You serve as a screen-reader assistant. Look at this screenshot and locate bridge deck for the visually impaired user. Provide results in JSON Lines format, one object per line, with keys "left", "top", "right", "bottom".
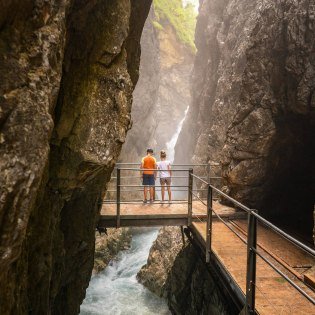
{"left": 191, "top": 221, "right": 315, "bottom": 315}
{"left": 99, "top": 200, "right": 241, "bottom": 227}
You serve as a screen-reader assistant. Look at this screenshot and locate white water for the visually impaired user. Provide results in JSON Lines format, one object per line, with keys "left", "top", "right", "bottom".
{"left": 166, "top": 106, "right": 189, "bottom": 162}
{"left": 80, "top": 228, "right": 170, "bottom": 315}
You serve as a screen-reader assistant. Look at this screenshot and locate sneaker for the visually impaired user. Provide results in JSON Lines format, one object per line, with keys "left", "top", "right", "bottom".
{"left": 149, "top": 199, "right": 154, "bottom": 204}
{"left": 143, "top": 199, "right": 147, "bottom": 204}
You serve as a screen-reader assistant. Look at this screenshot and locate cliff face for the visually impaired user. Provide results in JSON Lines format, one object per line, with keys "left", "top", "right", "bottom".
{"left": 138, "top": 227, "right": 237, "bottom": 314}
{"left": 137, "top": 227, "right": 184, "bottom": 297}
{"left": 94, "top": 229, "right": 131, "bottom": 275}
{"left": 175, "top": 0, "right": 315, "bottom": 238}
{"left": 0, "top": 1, "right": 151, "bottom": 314}
{"left": 120, "top": 4, "right": 194, "bottom": 163}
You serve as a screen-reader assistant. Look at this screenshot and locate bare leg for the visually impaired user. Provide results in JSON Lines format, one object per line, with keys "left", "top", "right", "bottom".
{"left": 143, "top": 187, "right": 148, "bottom": 201}
{"left": 167, "top": 185, "right": 172, "bottom": 201}
{"left": 149, "top": 186, "right": 154, "bottom": 200}
{"left": 161, "top": 184, "right": 165, "bottom": 201}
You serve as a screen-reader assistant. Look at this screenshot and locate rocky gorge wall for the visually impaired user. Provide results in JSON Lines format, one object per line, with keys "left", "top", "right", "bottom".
{"left": 0, "top": 1, "right": 151, "bottom": 314}
{"left": 93, "top": 229, "right": 131, "bottom": 275}
{"left": 119, "top": 2, "right": 194, "bottom": 164}
{"left": 175, "top": 0, "right": 315, "bottom": 240}
{"left": 138, "top": 227, "right": 237, "bottom": 314}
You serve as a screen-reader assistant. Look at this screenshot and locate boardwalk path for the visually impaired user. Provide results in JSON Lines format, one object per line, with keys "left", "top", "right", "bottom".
{"left": 100, "top": 200, "right": 315, "bottom": 314}
{"left": 192, "top": 220, "right": 315, "bottom": 314}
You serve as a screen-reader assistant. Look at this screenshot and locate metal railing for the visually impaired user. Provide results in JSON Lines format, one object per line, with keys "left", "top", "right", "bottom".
{"left": 103, "top": 162, "right": 220, "bottom": 203}
{"left": 112, "top": 167, "right": 196, "bottom": 228}
{"left": 104, "top": 164, "right": 315, "bottom": 313}
{"left": 191, "top": 173, "right": 315, "bottom": 314}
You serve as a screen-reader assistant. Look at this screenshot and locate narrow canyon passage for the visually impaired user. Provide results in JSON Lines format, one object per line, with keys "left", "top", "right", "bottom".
{"left": 1, "top": 0, "right": 315, "bottom": 314}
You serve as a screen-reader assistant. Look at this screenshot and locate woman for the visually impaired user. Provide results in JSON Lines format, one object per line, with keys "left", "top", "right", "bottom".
{"left": 157, "top": 150, "right": 172, "bottom": 202}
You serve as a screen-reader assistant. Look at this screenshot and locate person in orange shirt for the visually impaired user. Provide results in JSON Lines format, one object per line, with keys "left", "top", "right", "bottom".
{"left": 140, "top": 148, "right": 157, "bottom": 203}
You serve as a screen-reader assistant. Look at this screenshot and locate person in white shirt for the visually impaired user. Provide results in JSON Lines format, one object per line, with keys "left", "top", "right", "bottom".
{"left": 157, "top": 150, "right": 172, "bottom": 202}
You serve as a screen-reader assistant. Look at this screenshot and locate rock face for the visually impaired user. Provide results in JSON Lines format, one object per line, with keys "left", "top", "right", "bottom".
{"left": 138, "top": 227, "right": 236, "bottom": 314}
{"left": 137, "top": 227, "right": 184, "bottom": 296}
{"left": 120, "top": 4, "right": 194, "bottom": 164}
{"left": 0, "top": 1, "right": 151, "bottom": 314}
{"left": 94, "top": 228, "right": 131, "bottom": 275}
{"left": 175, "top": 0, "right": 315, "bottom": 239}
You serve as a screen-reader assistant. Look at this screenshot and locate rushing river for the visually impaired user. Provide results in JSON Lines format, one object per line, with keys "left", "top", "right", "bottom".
{"left": 80, "top": 228, "right": 170, "bottom": 315}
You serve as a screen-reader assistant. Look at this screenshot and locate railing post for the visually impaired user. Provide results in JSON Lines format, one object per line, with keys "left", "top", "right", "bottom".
{"left": 245, "top": 209, "right": 257, "bottom": 314}
{"left": 207, "top": 163, "right": 211, "bottom": 185}
{"left": 116, "top": 168, "right": 121, "bottom": 228}
{"left": 187, "top": 168, "right": 193, "bottom": 226}
{"left": 206, "top": 185, "right": 213, "bottom": 263}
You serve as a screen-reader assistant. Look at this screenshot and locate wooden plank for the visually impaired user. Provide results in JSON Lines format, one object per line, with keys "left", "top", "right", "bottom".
{"left": 304, "top": 272, "right": 315, "bottom": 289}
{"left": 191, "top": 221, "right": 315, "bottom": 315}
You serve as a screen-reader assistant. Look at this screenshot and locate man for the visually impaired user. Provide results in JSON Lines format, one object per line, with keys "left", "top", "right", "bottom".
{"left": 157, "top": 150, "right": 172, "bottom": 202}
{"left": 140, "top": 148, "right": 157, "bottom": 203}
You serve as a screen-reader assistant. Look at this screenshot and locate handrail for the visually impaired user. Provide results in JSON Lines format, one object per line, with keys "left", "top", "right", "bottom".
{"left": 115, "top": 162, "right": 210, "bottom": 166}
{"left": 252, "top": 247, "right": 315, "bottom": 304}
{"left": 251, "top": 211, "right": 315, "bottom": 257}
{"left": 191, "top": 173, "right": 208, "bottom": 185}
{"left": 118, "top": 184, "right": 189, "bottom": 188}
{"left": 117, "top": 167, "right": 191, "bottom": 171}
{"left": 109, "top": 164, "right": 315, "bottom": 311}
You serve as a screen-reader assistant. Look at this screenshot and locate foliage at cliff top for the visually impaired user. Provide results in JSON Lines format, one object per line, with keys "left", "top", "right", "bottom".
{"left": 153, "top": 0, "right": 197, "bottom": 53}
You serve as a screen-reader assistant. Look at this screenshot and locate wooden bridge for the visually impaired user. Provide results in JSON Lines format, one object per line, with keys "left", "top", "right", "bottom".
{"left": 99, "top": 163, "right": 315, "bottom": 314}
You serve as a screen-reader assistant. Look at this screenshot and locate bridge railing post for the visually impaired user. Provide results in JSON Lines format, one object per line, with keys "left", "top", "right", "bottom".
{"left": 206, "top": 185, "right": 213, "bottom": 263}
{"left": 116, "top": 168, "right": 121, "bottom": 228}
{"left": 188, "top": 168, "right": 193, "bottom": 226}
{"left": 207, "top": 163, "right": 211, "bottom": 185}
{"left": 245, "top": 209, "right": 257, "bottom": 314}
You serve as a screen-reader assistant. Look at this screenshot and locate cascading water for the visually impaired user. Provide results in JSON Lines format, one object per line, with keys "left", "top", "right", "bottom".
{"left": 80, "top": 228, "right": 170, "bottom": 315}
{"left": 166, "top": 106, "right": 189, "bottom": 162}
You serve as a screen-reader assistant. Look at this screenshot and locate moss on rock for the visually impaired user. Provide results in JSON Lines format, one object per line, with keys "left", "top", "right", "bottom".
{"left": 153, "top": 0, "right": 197, "bottom": 53}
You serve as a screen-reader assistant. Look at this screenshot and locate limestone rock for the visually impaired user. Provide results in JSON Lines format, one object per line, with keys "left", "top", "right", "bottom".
{"left": 94, "top": 228, "right": 131, "bottom": 274}
{"left": 120, "top": 5, "right": 194, "bottom": 165}
{"left": 0, "top": 0, "right": 151, "bottom": 314}
{"left": 137, "top": 226, "right": 184, "bottom": 297}
{"left": 175, "top": 0, "right": 315, "bottom": 238}
{"left": 138, "top": 227, "right": 236, "bottom": 314}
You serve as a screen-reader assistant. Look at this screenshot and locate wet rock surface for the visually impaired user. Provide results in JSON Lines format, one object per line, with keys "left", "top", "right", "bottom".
{"left": 0, "top": 0, "right": 151, "bottom": 314}
{"left": 93, "top": 228, "right": 132, "bottom": 275}
{"left": 137, "top": 227, "right": 184, "bottom": 297}
{"left": 138, "top": 227, "right": 236, "bottom": 314}
{"left": 120, "top": 5, "right": 194, "bottom": 164}
{"left": 175, "top": 0, "right": 315, "bottom": 239}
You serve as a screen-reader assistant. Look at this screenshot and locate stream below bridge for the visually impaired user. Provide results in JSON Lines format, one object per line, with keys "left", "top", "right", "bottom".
{"left": 80, "top": 228, "right": 170, "bottom": 315}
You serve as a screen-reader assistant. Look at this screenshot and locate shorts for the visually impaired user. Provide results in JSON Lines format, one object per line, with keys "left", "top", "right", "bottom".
{"left": 143, "top": 174, "right": 155, "bottom": 186}
{"left": 160, "top": 177, "right": 171, "bottom": 185}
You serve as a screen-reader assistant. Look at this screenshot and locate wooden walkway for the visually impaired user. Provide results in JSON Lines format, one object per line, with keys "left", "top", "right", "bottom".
{"left": 99, "top": 200, "right": 315, "bottom": 314}
{"left": 99, "top": 200, "right": 242, "bottom": 227}
{"left": 191, "top": 220, "right": 315, "bottom": 314}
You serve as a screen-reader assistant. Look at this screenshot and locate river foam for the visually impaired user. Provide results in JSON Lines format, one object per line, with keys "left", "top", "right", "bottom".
{"left": 80, "top": 228, "right": 170, "bottom": 315}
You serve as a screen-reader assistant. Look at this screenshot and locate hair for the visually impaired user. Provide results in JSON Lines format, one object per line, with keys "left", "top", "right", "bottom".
{"left": 160, "top": 150, "right": 166, "bottom": 158}
{"left": 147, "top": 148, "right": 153, "bottom": 154}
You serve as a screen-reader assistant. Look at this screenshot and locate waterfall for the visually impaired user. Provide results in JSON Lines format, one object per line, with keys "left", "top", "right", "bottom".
{"left": 166, "top": 106, "right": 189, "bottom": 162}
